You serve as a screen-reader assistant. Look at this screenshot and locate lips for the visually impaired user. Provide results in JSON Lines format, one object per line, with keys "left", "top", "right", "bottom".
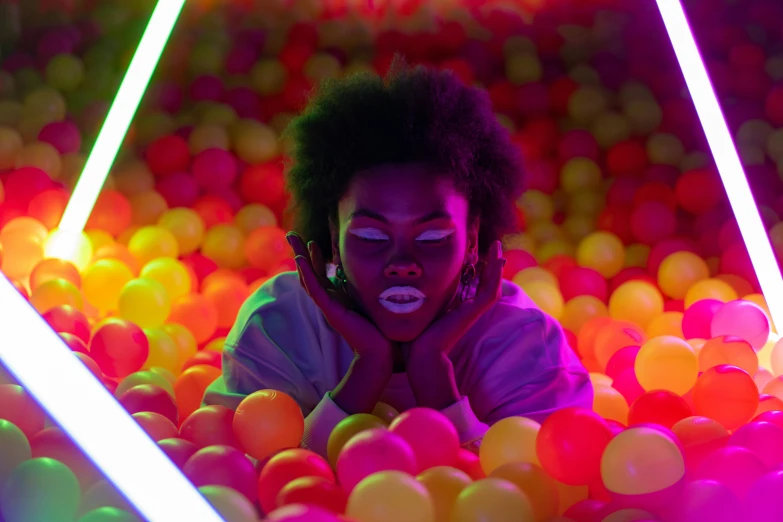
{"left": 378, "top": 286, "right": 427, "bottom": 314}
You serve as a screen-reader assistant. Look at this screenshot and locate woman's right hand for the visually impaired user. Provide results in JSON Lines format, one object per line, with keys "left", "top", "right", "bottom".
{"left": 287, "top": 232, "right": 394, "bottom": 413}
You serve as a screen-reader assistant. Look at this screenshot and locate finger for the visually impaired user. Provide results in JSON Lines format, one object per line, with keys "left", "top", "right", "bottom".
{"left": 308, "top": 241, "right": 329, "bottom": 282}
{"left": 295, "top": 255, "right": 349, "bottom": 327}
{"left": 286, "top": 232, "right": 309, "bottom": 259}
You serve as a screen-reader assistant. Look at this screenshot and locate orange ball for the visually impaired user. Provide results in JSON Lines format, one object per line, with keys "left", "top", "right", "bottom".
{"left": 576, "top": 316, "right": 613, "bottom": 361}
{"left": 174, "top": 364, "right": 222, "bottom": 422}
{"left": 698, "top": 336, "right": 758, "bottom": 376}
{"left": 245, "top": 226, "right": 290, "bottom": 272}
{"left": 692, "top": 365, "right": 759, "bottom": 430}
{"left": 593, "top": 320, "right": 646, "bottom": 371}
{"left": 29, "top": 258, "right": 81, "bottom": 291}
{"left": 28, "top": 188, "right": 69, "bottom": 229}
{"left": 168, "top": 294, "right": 219, "bottom": 344}
{"left": 233, "top": 389, "right": 305, "bottom": 461}
{"left": 86, "top": 189, "right": 133, "bottom": 236}
{"left": 30, "top": 278, "right": 83, "bottom": 314}
{"left": 93, "top": 243, "right": 140, "bottom": 275}
{"left": 203, "top": 278, "right": 250, "bottom": 329}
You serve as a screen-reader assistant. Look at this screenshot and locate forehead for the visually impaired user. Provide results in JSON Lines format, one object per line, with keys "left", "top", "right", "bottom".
{"left": 338, "top": 163, "right": 469, "bottom": 222}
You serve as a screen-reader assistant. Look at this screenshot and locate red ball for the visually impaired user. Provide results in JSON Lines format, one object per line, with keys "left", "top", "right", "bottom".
{"left": 609, "top": 267, "right": 657, "bottom": 294}
{"left": 192, "top": 148, "right": 238, "bottom": 190}
{"left": 59, "top": 332, "right": 89, "bottom": 354}
{"left": 597, "top": 207, "right": 634, "bottom": 244}
{"left": 560, "top": 266, "right": 608, "bottom": 302}
{"left": 607, "top": 140, "right": 648, "bottom": 177}
{"left": 630, "top": 201, "right": 676, "bottom": 245}
{"left": 42, "top": 305, "right": 90, "bottom": 344}
{"left": 145, "top": 135, "right": 191, "bottom": 177}
{"left": 633, "top": 182, "right": 677, "bottom": 211}
{"left": 182, "top": 350, "right": 222, "bottom": 372}
{"left": 606, "top": 178, "right": 642, "bottom": 208}
{"left": 181, "top": 253, "right": 219, "bottom": 286}
{"left": 258, "top": 448, "right": 335, "bottom": 514}
{"left": 765, "top": 86, "right": 783, "bottom": 126}
{"left": 277, "top": 476, "right": 347, "bottom": 515}
{"left": 536, "top": 407, "right": 613, "bottom": 486}
{"left": 89, "top": 318, "right": 149, "bottom": 379}
{"left": 3, "top": 167, "right": 54, "bottom": 206}
{"left": 0, "top": 384, "right": 46, "bottom": 438}
{"left": 179, "top": 405, "right": 241, "bottom": 450}
{"left": 628, "top": 390, "right": 692, "bottom": 429}
{"left": 239, "top": 163, "right": 286, "bottom": 207}
{"left": 158, "top": 437, "right": 199, "bottom": 469}
{"left": 119, "top": 384, "right": 179, "bottom": 426}
{"left": 676, "top": 169, "right": 724, "bottom": 215}
{"left": 558, "top": 130, "right": 600, "bottom": 162}
{"left": 190, "top": 75, "right": 224, "bottom": 102}
{"left": 605, "top": 345, "right": 640, "bottom": 380}
{"left": 503, "top": 249, "right": 537, "bottom": 279}
{"left": 28, "top": 188, "right": 69, "bottom": 229}
{"left": 563, "top": 499, "right": 607, "bottom": 522}
{"left": 86, "top": 189, "right": 133, "bottom": 237}
{"left": 192, "top": 195, "right": 234, "bottom": 227}
{"left": 720, "top": 242, "right": 759, "bottom": 290}
{"left": 156, "top": 172, "right": 199, "bottom": 208}
{"left": 183, "top": 445, "right": 258, "bottom": 503}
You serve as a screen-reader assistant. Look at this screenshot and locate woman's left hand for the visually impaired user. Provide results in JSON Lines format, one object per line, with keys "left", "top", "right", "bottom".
{"left": 405, "top": 240, "right": 506, "bottom": 409}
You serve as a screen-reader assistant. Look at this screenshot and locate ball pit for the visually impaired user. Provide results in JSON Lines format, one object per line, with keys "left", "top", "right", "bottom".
{"left": 2, "top": 0, "right": 783, "bottom": 520}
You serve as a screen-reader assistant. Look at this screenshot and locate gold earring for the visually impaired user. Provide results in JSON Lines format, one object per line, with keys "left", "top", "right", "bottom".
{"left": 460, "top": 263, "right": 476, "bottom": 302}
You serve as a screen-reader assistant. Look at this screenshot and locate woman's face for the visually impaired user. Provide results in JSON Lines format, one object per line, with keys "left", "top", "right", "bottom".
{"left": 331, "top": 163, "right": 478, "bottom": 343}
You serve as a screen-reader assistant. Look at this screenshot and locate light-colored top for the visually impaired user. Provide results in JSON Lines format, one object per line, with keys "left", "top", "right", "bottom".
{"left": 202, "top": 271, "right": 593, "bottom": 458}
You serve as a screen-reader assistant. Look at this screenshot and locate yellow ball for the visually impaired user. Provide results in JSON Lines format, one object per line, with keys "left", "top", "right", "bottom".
{"left": 624, "top": 98, "right": 663, "bottom": 135}
{"left": 536, "top": 240, "right": 574, "bottom": 265}
{"left": 234, "top": 204, "right": 277, "bottom": 234}
{"left": 577, "top": 232, "right": 625, "bottom": 278}
{"left": 250, "top": 59, "right": 287, "bottom": 95}
{"left": 657, "top": 251, "right": 709, "bottom": 300}
{"left": 518, "top": 281, "right": 564, "bottom": 320}
{"left": 647, "top": 133, "right": 685, "bottom": 166}
{"left": 189, "top": 123, "right": 230, "bottom": 153}
{"left": 567, "top": 191, "right": 605, "bottom": 217}
{"left": 197, "top": 102, "right": 237, "bottom": 126}
{"left": 560, "top": 295, "right": 608, "bottom": 336}
{"left": 45, "top": 54, "right": 85, "bottom": 91}
{"left": 568, "top": 86, "right": 608, "bottom": 123}
{"left": 480, "top": 417, "right": 540, "bottom": 475}
{"left": 140, "top": 258, "right": 192, "bottom": 302}
{"left": 157, "top": 208, "right": 205, "bottom": 256}
{"left": 506, "top": 52, "right": 542, "bottom": 85}
{"left": 304, "top": 53, "right": 342, "bottom": 83}
{"left": 118, "top": 278, "right": 171, "bottom": 328}
{"left": 417, "top": 467, "right": 472, "bottom": 522}
{"left": 634, "top": 336, "right": 698, "bottom": 395}
{"left": 560, "top": 158, "right": 602, "bottom": 194}
{"left": 23, "top": 86, "right": 66, "bottom": 123}
{"left": 517, "top": 190, "right": 554, "bottom": 223}
{"left": 562, "top": 214, "right": 595, "bottom": 242}
{"left": 82, "top": 259, "right": 134, "bottom": 313}
{"left": 204, "top": 337, "right": 225, "bottom": 353}
{"left": 231, "top": 120, "right": 279, "bottom": 164}
{"left": 162, "top": 323, "right": 198, "bottom": 368}
{"left": 0, "top": 100, "right": 23, "bottom": 126}
{"left": 86, "top": 229, "right": 114, "bottom": 252}
{"left": 592, "top": 385, "right": 629, "bottom": 425}
{"left": 489, "top": 462, "right": 559, "bottom": 521}
{"left": 127, "top": 226, "right": 179, "bottom": 266}
{"left": 143, "top": 328, "right": 181, "bottom": 376}
{"left": 646, "top": 311, "right": 684, "bottom": 338}
{"left": 130, "top": 191, "right": 169, "bottom": 226}
{"left": 528, "top": 222, "right": 562, "bottom": 243}
{"left": 134, "top": 111, "right": 176, "bottom": 145}
{"left": 0, "top": 126, "right": 23, "bottom": 170}
{"left": 201, "top": 224, "right": 246, "bottom": 269}
{"left": 43, "top": 229, "right": 93, "bottom": 272}
{"left": 512, "top": 267, "right": 558, "bottom": 288}
{"left": 347, "top": 470, "right": 435, "bottom": 522}
{"left": 625, "top": 244, "right": 650, "bottom": 268}
{"left": 15, "top": 141, "right": 61, "bottom": 178}
{"left": 609, "top": 281, "right": 664, "bottom": 329}
{"left": 684, "top": 278, "right": 738, "bottom": 308}
{"left": 768, "top": 128, "right": 783, "bottom": 163}
{"left": 451, "top": 478, "right": 535, "bottom": 522}
{"left": 112, "top": 160, "right": 155, "bottom": 197}
{"left": 30, "top": 278, "right": 83, "bottom": 314}
{"left": 591, "top": 111, "right": 631, "bottom": 148}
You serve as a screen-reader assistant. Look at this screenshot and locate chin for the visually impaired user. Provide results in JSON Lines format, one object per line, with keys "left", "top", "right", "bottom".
{"left": 372, "top": 313, "right": 429, "bottom": 343}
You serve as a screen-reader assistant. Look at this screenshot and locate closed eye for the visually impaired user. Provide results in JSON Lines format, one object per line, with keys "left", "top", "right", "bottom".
{"left": 349, "top": 228, "right": 389, "bottom": 243}
{"left": 416, "top": 229, "right": 455, "bottom": 244}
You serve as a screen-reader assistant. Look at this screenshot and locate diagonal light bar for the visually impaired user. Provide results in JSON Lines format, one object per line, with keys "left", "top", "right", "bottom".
{"left": 656, "top": 0, "right": 783, "bottom": 332}
{"left": 48, "top": 0, "right": 187, "bottom": 261}
{"left": 0, "top": 275, "right": 223, "bottom": 521}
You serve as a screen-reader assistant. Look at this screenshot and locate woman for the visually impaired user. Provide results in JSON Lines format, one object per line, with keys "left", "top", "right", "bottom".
{"left": 203, "top": 57, "right": 592, "bottom": 458}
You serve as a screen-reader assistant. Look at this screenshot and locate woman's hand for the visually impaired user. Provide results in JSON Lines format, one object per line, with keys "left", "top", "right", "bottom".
{"left": 287, "top": 232, "right": 394, "bottom": 414}
{"left": 405, "top": 240, "right": 506, "bottom": 410}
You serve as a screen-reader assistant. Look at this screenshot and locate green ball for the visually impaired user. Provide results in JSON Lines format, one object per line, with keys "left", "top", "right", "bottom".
{"left": 77, "top": 507, "right": 142, "bottom": 522}
{"left": 14, "top": 68, "right": 44, "bottom": 97}
{"left": 46, "top": 54, "right": 86, "bottom": 92}
{"left": 79, "top": 480, "right": 136, "bottom": 516}
{"left": 1, "top": 457, "right": 81, "bottom": 522}
{"left": 0, "top": 419, "right": 30, "bottom": 486}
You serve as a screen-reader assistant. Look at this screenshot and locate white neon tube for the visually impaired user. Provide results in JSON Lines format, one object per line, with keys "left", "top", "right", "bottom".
{"left": 656, "top": 0, "right": 783, "bottom": 332}
{"left": 0, "top": 275, "right": 224, "bottom": 521}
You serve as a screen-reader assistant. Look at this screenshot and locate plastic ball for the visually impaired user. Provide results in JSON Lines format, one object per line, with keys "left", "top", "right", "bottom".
{"left": 145, "top": 135, "right": 190, "bottom": 177}
{"left": 114, "top": 370, "right": 174, "bottom": 400}
{"left": 657, "top": 252, "right": 709, "bottom": 300}
{"left": 119, "top": 384, "right": 178, "bottom": 425}
{"left": 169, "top": 294, "right": 219, "bottom": 344}
{"left": 127, "top": 226, "right": 179, "bottom": 266}
{"left": 628, "top": 390, "right": 692, "bottom": 429}
{"left": 416, "top": 466, "right": 472, "bottom": 522}
{"left": 684, "top": 279, "right": 738, "bottom": 308}
{"left": 258, "top": 448, "right": 335, "bottom": 514}
{"left": 593, "top": 320, "right": 646, "bottom": 371}
{"left": 173, "top": 364, "right": 222, "bottom": 422}
{"left": 451, "top": 477, "right": 534, "bottom": 522}
{"left": 728, "top": 421, "right": 783, "bottom": 469}
{"left": 201, "top": 224, "right": 246, "bottom": 269}
{"left": 117, "top": 278, "right": 170, "bottom": 328}
{"left": 634, "top": 336, "right": 698, "bottom": 395}
{"left": 682, "top": 299, "right": 723, "bottom": 339}
{"left": 347, "top": 470, "right": 435, "bottom": 522}
{"left": 0, "top": 385, "right": 45, "bottom": 439}
{"left": 698, "top": 336, "right": 758, "bottom": 376}
{"left": 129, "top": 191, "right": 169, "bottom": 226}
{"left": 183, "top": 445, "right": 257, "bottom": 503}
{"left": 336, "top": 428, "right": 417, "bottom": 493}
{"left": 30, "top": 277, "right": 83, "bottom": 314}
{"left": 39, "top": 120, "right": 81, "bottom": 155}
{"left": 158, "top": 438, "right": 199, "bottom": 470}
{"left": 560, "top": 295, "right": 608, "bottom": 335}
{"left": 234, "top": 204, "right": 277, "bottom": 234}
{"left": 89, "top": 319, "right": 149, "bottom": 379}
{"left": 79, "top": 480, "right": 137, "bottom": 516}
{"left": 180, "top": 405, "right": 241, "bottom": 450}
{"left": 27, "top": 188, "right": 69, "bottom": 229}
{"left": 609, "top": 281, "right": 664, "bottom": 329}
{"left": 132, "top": 412, "right": 179, "bottom": 442}
{"left": 198, "top": 485, "right": 259, "bottom": 522}
{"left": 577, "top": 232, "right": 625, "bottom": 279}
{"left": 692, "top": 365, "right": 759, "bottom": 430}
{"left": 694, "top": 446, "right": 767, "bottom": 498}
{"left": 326, "top": 414, "right": 388, "bottom": 468}
{"left": 389, "top": 408, "right": 460, "bottom": 473}
{"left": 232, "top": 120, "right": 279, "bottom": 164}
{"left": 0, "top": 126, "right": 23, "bottom": 169}
{"left": 244, "top": 226, "right": 289, "bottom": 271}
{"left": 489, "top": 462, "right": 559, "bottom": 521}
{"left": 157, "top": 207, "right": 205, "bottom": 256}
{"left": 277, "top": 476, "right": 348, "bottom": 515}
{"left": 1, "top": 457, "right": 81, "bottom": 522}
{"left": 140, "top": 258, "right": 191, "bottom": 302}
{"left": 82, "top": 259, "right": 134, "bottom": 313}
{"left": 23, "top": 86, "right": 66, "bottom": 124}
{"left": 232, "top": 389, "right": 304, "bottom": 462}
{"left": 536, "top": 408, "right": 613, "bottom": 486}
{"left": 265, "top": 503, "right": 341, "bottom": 521}
{"left": 0, "top": 419, "right": 31, "bottom": 487}
{"left": 76, "top": 507, "right": 141, "bottom": 522}
{"left": 518, "top": 280, "right": 564, "bottom": 319}
{"left": 41, "top": 304, "right": 90, "bottom": 343}
{"left": 30, "top": 426, "right": 102, "bottom": 490}
{"left": 745, "top": 470, "right": 783, "bottom": 522}
{"left": 710, "top": 300, "right": 770, "bottom": 351}
{"left": 480, "top": 416, "right": 540, "bottom": 475}
{"left": 202, "top": 277, "right": 250, "bottom": 329}
{"left": 192, "top": 148, "right": 238, "bottom": 190}
{"left": 15, "top": 141, "right": 61, "bottom": 178}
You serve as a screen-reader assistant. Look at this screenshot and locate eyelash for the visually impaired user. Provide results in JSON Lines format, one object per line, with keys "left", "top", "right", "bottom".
{"left": 353, "top": 235, "right": 451, "bottom": 244}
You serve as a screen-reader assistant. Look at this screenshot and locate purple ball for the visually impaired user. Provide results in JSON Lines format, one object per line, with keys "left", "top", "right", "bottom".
{"left": 223, "top": 87, "right": 260, "bottom": 119}
{"left": 156, "top": 172, "right": 200, "bottom": 208}
{"left": 36, "top": 29, "right": 76, "bottom": 61}
{"left": 39, "top": 121, "right": 82, "bottom": 154}
{"left": 225, "top": 43, "right": 258, "bottom": 75}
{"left": 190, "top": 75, "right": 224, "bottom": 102}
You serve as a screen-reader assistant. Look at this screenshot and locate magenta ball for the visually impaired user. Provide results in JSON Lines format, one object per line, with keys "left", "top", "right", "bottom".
{"left": 673, "top": 479, "right": 741, "bottom": 522}
{"left": 612, "top": 368, "right": 645, "bottom": 405}
{"left": 746, "top": 470, "right": 783, "bottom": 522}
{"left": 38, "top": 121, "right": 82, "bottom": 155}
{"left": 605, "top": 345, "right": 641, "bottom": 380}
{"left": 158, "top": 438, "right": 199, "bottom": 470}
{"left": 155, "top": 172, "right": 199, "bottom": 207}
{"left": 682, "top": 299, "right": 723, "bottom": 339}
{"left": 225, "top": 43, "right": 258, "bottom": 75}
{"left": 119, "top": 384, "right": 179, "bottom": 426}
{"left": 694, "top": 446, "right": 768, "bottom": 498}
{"left": 728, "top": 421, "right": 783, "bottom": 469}
{"left": 710, "top": 300, "right": 770, "bottom": 351}
{"left": 631, "top": 201, "right": 677, "bottom": 245}
{"left": 336, "top": 428, "right": 417, "bottom": 493}
{"left": 388, "top": 408, "right": 460, "bottom": 472}
{"left": 558, "top": 130, "right": 600, "bottom": 161}
{"left": 190, "top": 75, "right": 225, "bottom": 102}
{"left": 224, "top": 87, "right": 261, "bottom": 119}
{"left": 183, "top": 445, "right": 258, "bottom": 503}
{"left": 37, "top": 29, "right": 75, "bottom": 61}
{"left": 192, "top": 148, "right": 238, "bottom": 190}
{"left": 266, "top": 504, "right": 341, "bottom": 522}
{"left": 560, "top": 266, "right": 608, "bottom": 301}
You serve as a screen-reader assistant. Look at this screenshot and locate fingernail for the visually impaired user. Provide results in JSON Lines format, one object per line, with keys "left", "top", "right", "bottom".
{"left": 286, "top": 233, "right": 293, "bottom": 246}
{"left": 502, "top": 258, "right": 507, "bottom": 267}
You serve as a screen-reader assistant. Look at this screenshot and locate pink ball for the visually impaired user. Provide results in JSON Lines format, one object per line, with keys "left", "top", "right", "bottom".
{"left": 179, "top": 405, "right": 242, "bottom": 450}
{"left": 39, "top": 121, "right": 82, "bottom": 155}
{"left": 728, "top": 421, "right": 783, "bottom": 469}
{"left": 155, "top": 172, "right": 200, "bottom": 207}
{"left": 4, "top": 167, "right": 54, "bottom": 206}
{"left": 42, "top": 305, "right": 90, "bottom": 344}
{"left": 560, "top": 266, "right": 608, "bottom": 302}
{"left": 766, "top": 86, "right": 783, "bottom": 126}
{"left": 37, "top": 29, "right": 75, "bottom": 61}
{"left": 388, "top": 408, "right": 459, "bottom": 472}
{"left": 226, "top": 43, "right": 259, "bottom": 75}
{"left": 192, "top": 148, "right": 238, "bottom": 190}
{"left": 612, "top": 368, "right": 645, "bottom": 405}
{"left": 631, "top": 201, "right": 677, "bottom": 245}
{"left": 336, "top": 428, "right": 416, "bottom": 492}
{"left": 710, "top": 300, "right": 770, "bottom": 351}
{"left": 606, "top": 178, "right": 642, "bottom": 208}
{"left": 158, "top": 437, "right": 199, "bottom": 469}
{"left": 558, "top": 130, "right": 600, "bottom": 161}
{"left": 605, "top": 345, "right": 641, "bottom": 381}
{"left": 119, "top": 384, "right": 179, "bottom": 426}
{"left": 266, "top": 504, "right": 341, "bottom": 522}
{"left": 694, "top": 446, "right": 768, "bottom": 498}
{"left": 183, "top": 445, "right": 258, "bottom": 503}
{"left": 746, "top": 470, "right": 783, "bottom": 522}
{"left": 720, "top": 242, "right": 759, "bottom": 290}
{"left": 682, "top": 299, "right": 723, "bottom": 339}
{"left": 190, "top": 75, "right": 225, "bottom": 102}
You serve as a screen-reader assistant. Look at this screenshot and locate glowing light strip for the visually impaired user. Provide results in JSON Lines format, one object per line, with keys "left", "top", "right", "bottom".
{"left": 0, "top": 276, "right": 223, "bottom": 521}
{"left": 656, "top": 0, "right": 783, "bottom": 331}
{"left": 49, "top": 0, "right": 187, "bottom": 259}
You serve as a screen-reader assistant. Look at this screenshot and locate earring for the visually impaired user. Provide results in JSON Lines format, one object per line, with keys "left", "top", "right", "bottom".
{"left": 460, "top": 263, "right": 477, "bottom": 302}
{"left": 335, "top": 264, "right": 349, "bottom": 293}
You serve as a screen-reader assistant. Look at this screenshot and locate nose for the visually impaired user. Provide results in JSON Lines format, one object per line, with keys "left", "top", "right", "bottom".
{"left": 384, "top": 259, "right": 422, "bottom": 279}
